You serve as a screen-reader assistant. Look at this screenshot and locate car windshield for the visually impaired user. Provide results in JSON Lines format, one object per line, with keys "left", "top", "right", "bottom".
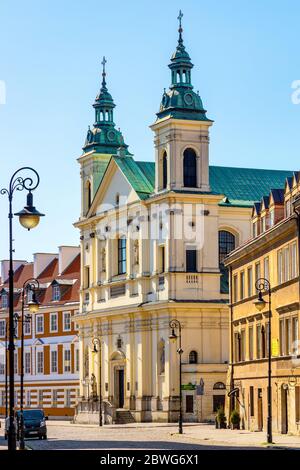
{"left": 18, "top": 410, "right": 44, "bottom": 420}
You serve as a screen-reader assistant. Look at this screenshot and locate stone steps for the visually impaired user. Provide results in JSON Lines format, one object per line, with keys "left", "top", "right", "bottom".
{"left": 115, "top": 410, "right": 136, "bottom": 424}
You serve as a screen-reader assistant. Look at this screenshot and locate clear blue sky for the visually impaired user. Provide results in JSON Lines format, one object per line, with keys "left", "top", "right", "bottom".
{"left": 0, "top": 0, "right": 299, "bottom": 261}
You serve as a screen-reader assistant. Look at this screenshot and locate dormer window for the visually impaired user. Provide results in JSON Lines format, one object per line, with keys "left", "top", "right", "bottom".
{"left": 1, "top": 293, "right": 8, "bottom": 309}
{"left": 52, "top": 285, "right": 60, "bottom": 301}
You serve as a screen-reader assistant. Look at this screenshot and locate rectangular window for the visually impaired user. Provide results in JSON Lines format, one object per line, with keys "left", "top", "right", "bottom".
{"left": 256, "top": 325, "right": 261, "bottom": 359}
{"left": 264, "top": 257, "right": 269, "bottom": 281}
{"left": 1, "top": 294, "right": 8, "bottom": 309}
{"left": 38, "top": 390, "right": 43, "bottom": 407}
{"left": 240, "top": 271, "right": 245, "bottom": 300}
{"left": 250, "top": 386, "right": 254, "bottom": 416}
{"left": 247, "top": 267, "right": 253, "bottom": 298}
{"left": 291, "top": 242, "right": 297, "bottom": 279}
{"left": 234, "top": 332, "right": 240, "bottom": 362}
{"left": 286, "top": 318, "right": 292, "bottom": 355}
{"left": 241, "top": 330, "right": 246, "bottom": 361}
{"left": 255, "top": 262, "right": 261, "bottom": 283}
{"left": 249, "top": 327, "right": 254, "bottom": 360}
{"left": 265, "top": 322, "right": 270, "bottom": 358}
{"left": 25, "top": 352, "right": 31, "bottom": 374}
{"left": 50, "top": 313, "right": 58, "bottom": 332}
{"left": 283, "top": 246, "right": 290, "bottom": 282}
{"left": 51, "top": 350, "right": 58, "bottom": 373}
{"left": 37, "top": 351, "right": 44, "bottom": 374}
{"left": 53, "top": 390, "right": 58, "bottom": 408}
{"left": 36, "top": 315, "right": 44, "bottom": 334}
{"left": 64, "top": 349, "right": 71, "bottom": 373}
{"left": 186, "top": 395, "right": 194, "bottom": 413}
{"left": 186, "top": 249, "right": 197, "bottom": 273}
{"left": 75, "top": 349, "right": 80, "bottom": 373}
{"left": 26, "top": 390, "right": 31, "bottom": 407}
{"left": 65, "top": 389, "right": 71, "bottom": 407}
{"left": 0, "top": 354, "right": 5, "bottom": 375}
{"left": 0, "top": 320, "right": 5, "bottom": 337}
{"left": 233, "top": 275, "right": 238, "bottom": 303}
{"left": 52, "top": 284, "right": 61, "bottom": 301}
{"left": 269, "top": 210, "right": 275, "bottom": 227}
{"left": 280, "top": 319, "right": 285, "bottom": 355}
{"left": 292, "top": 317, "right": 299, "bottom": 355}
{"left": 278, "top": 249, "right": 283, "bottom": 285}
{"left": 24, "top": 318, "right": 31, "bottom": 335}
{"left": 63, "top": 312, "right": 71, "bottom": 331}
{"left": 160, "top": 246, "right": 165, "bottom": 273}
{"left": 118, "top": 238, "right": 127, "bottom": 275}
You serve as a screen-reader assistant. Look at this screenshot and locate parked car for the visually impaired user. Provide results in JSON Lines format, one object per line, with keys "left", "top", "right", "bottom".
{"left": 16, "top": 409, "right": 48, "bottom": 440}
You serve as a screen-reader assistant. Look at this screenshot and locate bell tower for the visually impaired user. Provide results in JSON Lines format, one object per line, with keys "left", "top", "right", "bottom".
{"left": 79, "top": 58, "right": 131, "bottom": 217}
{"left": 150, "top": 11, "right": 213, "bottom": 193}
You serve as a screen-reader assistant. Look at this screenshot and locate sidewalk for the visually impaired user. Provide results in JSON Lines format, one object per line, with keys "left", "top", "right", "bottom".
{"left": 177, "top": 424, "right": 300, "bottom": 449}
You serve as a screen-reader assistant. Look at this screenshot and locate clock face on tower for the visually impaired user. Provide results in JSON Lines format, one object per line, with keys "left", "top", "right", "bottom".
{"left": 184, "top": 93, "right": 194, "bottom": 106}
{"left": 107, "top": 130, "right": 116, "bottom": 142}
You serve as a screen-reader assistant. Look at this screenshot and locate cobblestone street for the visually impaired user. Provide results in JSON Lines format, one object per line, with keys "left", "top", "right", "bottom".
{"left": 1, "top": 421, "right": 300, "bottom": 450}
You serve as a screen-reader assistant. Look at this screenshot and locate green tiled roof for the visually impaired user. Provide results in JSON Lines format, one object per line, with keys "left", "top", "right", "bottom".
{"left": 91, "top": 154, "right": 112, "bottom": 197}
{"left": 209, "top": 166, "right": 293, "bottom": 204}
{"left": 93, "top": 157, "right": 293, "bottom": 205}
{"left": 113, "top": 157, "right": 154, "bottom": 199}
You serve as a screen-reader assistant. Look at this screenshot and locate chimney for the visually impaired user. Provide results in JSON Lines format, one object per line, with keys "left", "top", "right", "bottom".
{"left": 1, "top": 260, "right": 27, "bottom": 284}
{"left": 58, "top": 246, "right": 80, "bottom": 275}
{"left": 33, "top": 253, "right": 58, "bottom": 279}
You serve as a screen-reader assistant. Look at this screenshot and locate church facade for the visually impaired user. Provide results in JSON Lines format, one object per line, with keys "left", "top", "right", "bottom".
{"left": 74, "top": 15, "right": 291, "bottom": 423}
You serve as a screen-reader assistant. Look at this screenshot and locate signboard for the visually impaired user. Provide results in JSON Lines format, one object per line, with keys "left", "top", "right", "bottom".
{"left": 181, "top": 383, "right": 196, "bottom": 391}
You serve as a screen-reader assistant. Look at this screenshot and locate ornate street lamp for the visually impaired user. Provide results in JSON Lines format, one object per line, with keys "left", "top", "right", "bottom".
{"left": 1, "top": 167, "right": 44, "bottom": 451}
{"left": 92, "top": 337, "right": 103, "bottom": 427}
{"left": 169, "top": 319, "right": 183, "bottom": 434}
{"left": 18, "top": 279, "right": 39, "bottom": 450}
{"left": 253, "top": 277, "right": 272, "bottom": 444}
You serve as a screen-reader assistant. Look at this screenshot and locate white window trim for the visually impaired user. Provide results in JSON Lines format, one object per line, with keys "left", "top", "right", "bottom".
{"left": 63, "top": 311, "right": 71, "bottom": 332}
{"left": 64, "top": 347, "right": 71, "bottom": 373}
{"left": 50, "top": 312, "right": 58, "bottom": 333}
{"left": 36, "top": 315, "right": 44, "bottom": 334}
{"left": 50, "top": 348, "right": 58, "bottom": 373}
{"left": 36, "top": 349, "right": 44, "bottom": 375}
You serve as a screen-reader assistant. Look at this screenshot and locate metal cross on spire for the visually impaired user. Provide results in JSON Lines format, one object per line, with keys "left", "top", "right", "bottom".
{"left": 177, "top": 10, "right": 183, "bottom": 43}
{"left": 101, "top": 56, "right": 107, "bottom": 87}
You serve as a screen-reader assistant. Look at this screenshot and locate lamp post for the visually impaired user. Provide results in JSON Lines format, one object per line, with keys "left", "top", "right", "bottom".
{"left": 169, "top": 319, "right": 183, "bottom": 434}
{"left": 17, "top": 279, "right": 39, "bottom": 450}
{"left": 1, "top": 167, "right": 44, "bottom": 451}
{"left": 253, "top": 277, "right": 272, "bottom": 444}
{"left": 5, "top": 322, "right": 8, "bottom": 420}
{"left": 92, "top": 337, "right": 103, "bottom": 426}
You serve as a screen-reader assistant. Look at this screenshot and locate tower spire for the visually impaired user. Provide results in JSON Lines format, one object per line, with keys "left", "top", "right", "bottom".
{"left": 82, "top": 57, "right": 131, "bottom": 155}
{"left": 101, "top": 56, "right": 107, "bottom": 89}
{"left": 177, "top": 9, "right": 183, "bottom": 45}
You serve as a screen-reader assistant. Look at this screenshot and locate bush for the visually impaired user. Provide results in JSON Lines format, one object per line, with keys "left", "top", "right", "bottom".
{"left": 230, "top": 409, "right": 240, "bottom": 427}
{"left": 216, "top": 407, "right": 226, "bottom": 424}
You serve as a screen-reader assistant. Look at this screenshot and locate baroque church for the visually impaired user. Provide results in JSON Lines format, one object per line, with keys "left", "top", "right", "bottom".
{"left": 74, "top": 14, "right": 291, "bottom": 423}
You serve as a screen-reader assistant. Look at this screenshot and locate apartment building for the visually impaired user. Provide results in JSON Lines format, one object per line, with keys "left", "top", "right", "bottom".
{"left": 225, "top": 172, "right": 300, "bottom": 435}
{"left": 0, "top": 246, "right": 80, "bottom": 418}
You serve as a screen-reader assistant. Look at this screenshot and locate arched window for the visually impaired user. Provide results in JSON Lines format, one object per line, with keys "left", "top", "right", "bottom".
{"left": 213, "top": 382, "right": 226, "bottom": 390}
{"left": 218, "top": 230, "right": 235, "bottom": 264}
{"left": 177, "top": 70, "right": 181, "bottom": 83}
{"left": 183, "top": 148, "right": 197, "bottom": 187}
{"left": 162, "top": 152, "right": 167, "bottom": 189}
{"left": 189, "top": 350, "right": 198, "bottom": 364}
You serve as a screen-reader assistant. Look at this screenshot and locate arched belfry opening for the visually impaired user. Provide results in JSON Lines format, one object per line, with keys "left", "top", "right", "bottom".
{"left": 183, "top": 148, "right": 197, "bottom": 188}
{"left": 162, "top": 151, "right": 168, "bottom": 189}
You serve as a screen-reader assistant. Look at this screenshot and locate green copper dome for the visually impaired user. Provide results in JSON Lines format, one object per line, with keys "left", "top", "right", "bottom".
{"left": 83, "top": 57, "right": 131, "bottom": 155}
{"left": 157, "top": 11, "right": 211, "bottom": 122}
